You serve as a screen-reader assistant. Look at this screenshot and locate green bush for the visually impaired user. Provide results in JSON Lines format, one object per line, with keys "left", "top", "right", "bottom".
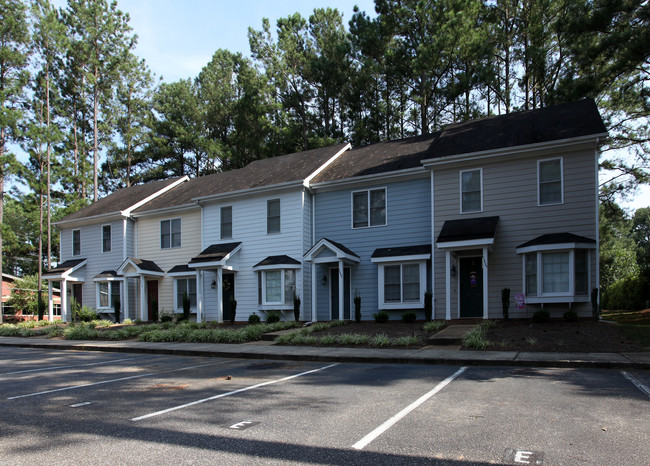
{"left": 266, "top": 311, "right": 281, "bottom": 323}
{"left": 151, "top": 299, "right": 159, "bottom": 322}
{"left": 373, "top": 310, "right": 389, "bottom": 323}
{"left": 159, "top": 311, "right": 173, "bottom": 323}
{"left": 64, "top": 325, "right": 99, "bottom": 340}
{"left": 73, "top": 304, "right": 99, "bottom": 322}
{"left": 293, "top": 292, "right": 301, "bottom": 322}
{"left": 423, "top": 321, "right": 446, "bottom": 332}
{"left": 563, "top": 308, "right": 578, "bottom": 322}
{"left": 424, "top": 291, "right": 433, "bottom": 322}
{"left": 354, "top": 292, "right": 362, "bottom": 323}
{"left": 401, "top": 311, "right": 417, "bottom": 323}
{"left": 230, "top": 298, "right": 237, "bottom": 325}
{"left": 113, "top": 298, "right": 121, "bottom": 323}
{"left": 248, "top": 313, "right": 261, "bottom": 324}
{"left": 602, "top": 274, "right": 650, "bottom": 311}
{"left": 181, "top": 292, "right": 191, "bottom": 321}
{"left": 532, "top": 309, "right": 550, "bottom": 323}
{"left": 462, "top": 323, "right": 492, "bottom": 350}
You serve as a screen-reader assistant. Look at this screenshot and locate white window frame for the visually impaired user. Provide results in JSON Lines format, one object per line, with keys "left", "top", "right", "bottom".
{"left": 95, "top": 280, "right": 122, "bottom": 310}
{"left": 538, "top": 157, "right": 564, "bottom": 206}
{"left": 72, "top": 229, "right": 81, "bottom": 256}
{"left": 102, "top": 224, "right": 112, "bottom": 253}
{"left": 520, "top": 248, "right": 590, "bottom": 303}
{"left": 351, "top": 187, "right": 387, "bottom": 229}
{"left": 267, "top": 199, "right": 281, "bottom": 234}
{"left": 221, "top": 206, "right": 233, "bottom": 240}
{"left": 376, "top": 261, "right": 427, "bottom": 310}
{"left": 161, "top": 218, "right": 182, "bottom": 249}
{"left": 173, "top": 276, "right": 197, "bottom": 312}
{"left": 258, "top": 268, "right": 298, "bottom": 310}
{"left": 460, "top": 168, "right": 483, "bottom": 213}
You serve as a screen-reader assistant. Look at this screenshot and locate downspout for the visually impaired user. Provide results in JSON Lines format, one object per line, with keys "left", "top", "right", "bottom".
{"left": 430, "top": 169, "right": 435, "bottom": 319}
{"left": 594, "top": 137, "right": 601, "bottom": 315}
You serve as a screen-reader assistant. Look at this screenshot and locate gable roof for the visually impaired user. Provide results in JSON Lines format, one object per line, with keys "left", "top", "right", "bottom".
{"left": 56, "top": 177, "right": 187, "bottom": 224}
{"left": 133, "top": 144, "right": 350, "bottom": 214}
{"left": 313, "top": 99, "right": 606, "bottom": 183}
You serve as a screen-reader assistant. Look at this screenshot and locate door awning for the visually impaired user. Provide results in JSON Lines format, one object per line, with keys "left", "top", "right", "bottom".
{"left": 436, "top": 216, "right": 499, "bottom": 250}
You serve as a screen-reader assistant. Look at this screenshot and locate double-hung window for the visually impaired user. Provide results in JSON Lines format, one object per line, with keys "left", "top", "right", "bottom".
{"left": 371, "top": 257, "right": 428, "bottom": 310}
{"left": 161, "top": 218, "right": 181, "bottom": 249}
{"left": 460, "top": 168, "right": 482, "bottom": 213}
{"left": 175, "top": 277, "right": 197, "bottom": 310}
{"left": 221, "top": 206, "right": 232, "bottom": 239}
{"left": 256, "top": 269, "right": 298, "bottom": 309}
{"left": 102, "top": 225, "right": 111, "bottom": 253}
{"left": 96, "top": 281, "right": 121, "bottom": 309}
{"left": 520, "top": 249, "right": 590, "bottom": 302}
{"left": 267, "top": 199, "right": 280, "bottom": 234}
{"left": 538, "top": 158, "right": 563, "bottom": 205}
{"left": 352, "top": 188, "right": 386, "bottom": 228}
{"left": 72, "top": 229, "right": 81, "bottom": 256}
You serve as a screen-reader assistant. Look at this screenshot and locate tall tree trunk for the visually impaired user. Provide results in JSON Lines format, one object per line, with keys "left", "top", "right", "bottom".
{"left": 46, "top": 69, "right": 52, "bottom": 269}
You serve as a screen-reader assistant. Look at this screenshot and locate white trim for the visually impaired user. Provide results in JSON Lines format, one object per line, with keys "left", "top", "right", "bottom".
{"left": 160, "top": 217, "right": 182, "bottom": 249}
{"left": 122, "top": 218, "right": 128, "bottom": 261}
{"left": 516, "top": 241, "right": 596, "bottom": 254}
{"left": 310, "top": 166, "right": 428, "bottom": 192}
{"left": 259, "top": 268, "right": 297, "bottom": 307}
{"left": 519, "top": 249, "right": 592, "bottom": 302}
{"left": 303, "top": 143, "right": 351, "bottom": 187}
{"left": 167, "top": 269, "right": 197, "bottom": 277}
{"left": 376, "top": 261, "right": 426, "bottom": 310}
{"left": 460, "top": 168, "right": 483, "bottom": 213}
{"left": 121, "top": 176, "right": 189, "bottom": 216}
{"left": 437, "top": 238, "right": 495, "bottom": 250}
{"left": 92, "top": 276, "right": 124, "bottom": 283}
{"left": 95, "top": 280, "right": 122, "bottom": 311}
{"left": 43, "top": 259, "right": 87, "bottom": 280}
{"left": 537, "top": 157, "right": 564, "bottom": 206}
{"left": 101, "top": 224, "right": 112, "bottom": 253}
{"left": 421, "top": 133, "right": 608, "bottom": 167}
{"left": 173, "top": 275, "right": 198, "bottom": 312}
{"left": 371, "top": 253, "right": 430, "bottom": 263}
{"left": 304, "top": 238, "right": 360, "bottom": 264}
{"left": 253, "top": 263, "right": 302, "bottom": 272}
{"left": 351, "top": 187, "right": 387, "bottom": 229}
{"left": 116, "top": 258, "right": 165, "bottom": 277}
{"left": 188, "top": 243, "right": 243, "bottom": 269}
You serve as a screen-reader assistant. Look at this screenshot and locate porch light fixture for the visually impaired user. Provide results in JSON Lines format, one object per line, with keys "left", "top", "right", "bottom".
{"left": 211, "top": 280, "right": 217, "bottom": 289}
{"left": 450, "top": 264, "right": 457, "bottom": 277}
{"left": 321, "top": 275, "right": 327, "bottom": 286}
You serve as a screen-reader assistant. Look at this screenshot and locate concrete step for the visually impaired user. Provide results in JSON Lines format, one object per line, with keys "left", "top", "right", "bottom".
{"left": 426, "top": 324, "right": 478, "bottom": 346}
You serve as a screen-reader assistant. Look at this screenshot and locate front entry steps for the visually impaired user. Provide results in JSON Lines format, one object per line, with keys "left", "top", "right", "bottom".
{"left": 426, "top": 324, "right": 478, "bottom": 346}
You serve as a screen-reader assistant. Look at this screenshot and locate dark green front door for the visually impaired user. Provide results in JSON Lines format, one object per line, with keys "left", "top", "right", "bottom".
{"left": 222, "top": 274, "right": 235, "bottom": 322}
{"left": 330, "top": 267, "right": 351, "bottom": 320}
{"left": 459, "top": 257, "right": 483, "bottom": 318}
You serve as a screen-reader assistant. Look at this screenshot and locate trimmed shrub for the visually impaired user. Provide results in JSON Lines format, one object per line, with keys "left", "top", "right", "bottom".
{"left": 401, "top": 311, "right": 417, "bottom": 323}
{"left": 266, "top": 311, "right": 280, "bottom": 323}
{"left": 501, "top": 288, "right": 510, "bottom": 320}
{"left": 113, "top": 298, "right": 121, "bottom": 323}
{"left": 424, "top": 291, "right": 433, "bottom": 322}
{"left": 532, "top": 309, "right": 550, "bottom": 323}
{"left": 230, "top": 298, "right": 237, "bottom": 325}
{"left": 248, "top": 313, "right": 261, "bottom": 324}
{"left": 373, "top": 310, "right": 389, "bottom": 323}
{"left": 563, "top": 308, "right": 578, "bottom": 322}
{"left": 181, "top": 292, "right": 191, "bottom": 321}
{"left": 159, "top": 311, "right": 173, "bottom": 323}
{"left": 354, "top": 292, "right": 362, "bottom": 323}
{"left": 293, "top": 292, "right": 301, "bottom": 321}
{"left": 151, "top": 299, "right": 159, "bottom": 322}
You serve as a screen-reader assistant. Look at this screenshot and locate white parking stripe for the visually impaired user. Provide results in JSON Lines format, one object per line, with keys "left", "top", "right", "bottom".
{"left": 7, "top": 359, "right": 234, "bottom": 400}
{"left": 352, "top": 366, "right": 467, "bottom": 450}
{"left": 132, "top": 363, "right": 340, "bottom": 421}
{"left": 1, "top": 358, "right": 134, "bottom": 376}
{"left": 621, "top": 371, "right": 650, "bottom": 398}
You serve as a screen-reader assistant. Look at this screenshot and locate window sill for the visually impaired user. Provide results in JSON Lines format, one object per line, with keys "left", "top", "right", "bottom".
{"left": 259, "top": 305, "right": 293, "bottom": 311}
{"left": 525, "top": 296, "right": 590, "bottom": 304}
{"left": 379, "top": 302, "right": 423, "bottom": 310}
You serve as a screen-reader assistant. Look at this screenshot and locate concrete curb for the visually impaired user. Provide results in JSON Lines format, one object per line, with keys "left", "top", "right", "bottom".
{"left": 1, "top": 337, "right": 649, "bottom": 369}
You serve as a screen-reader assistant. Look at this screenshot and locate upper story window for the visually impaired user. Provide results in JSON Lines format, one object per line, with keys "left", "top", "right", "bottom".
{"left": 538, "top": 158, "right": 563, "bottom": 205}
{"left": 267, "top": 199, "right": 280, "bottom": 234}
{"left": 461, "top": 168, "right": 482, "bottom": 213}
{"left": 221, "top": 206, "right": 232, "bottom": 239}
{"left": 72, "top": 229, "right": 81, "bottom": 256}
{"left": 352, "top": 188, "right": 386, "bottom": 228}
{"left": 102, "top": 225, "right": 111, "bottom": 253}
{"left": 161, "top": 218, "right": 181, "bottom": 249}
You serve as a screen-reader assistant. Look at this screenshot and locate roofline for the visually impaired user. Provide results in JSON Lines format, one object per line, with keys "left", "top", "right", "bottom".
{"left": 120, "top": 176, "right": 189, "bottom": 216}
{"left": 54, "top": 211, "right": 123, "bottom": 227}
{"left": 131, "top": 203, "right": 200, "bottom": 218}
{"left": 303, "top": 143, "right": 351, "bottom": 188}
{"left": 192, "top": 179, "right": 304, "bottom": 204}
{"left": 310, "top": 166, "right": 428, "bottom": 191}
{"left": 422, "top": 133, "right": 607, "bottom": 167}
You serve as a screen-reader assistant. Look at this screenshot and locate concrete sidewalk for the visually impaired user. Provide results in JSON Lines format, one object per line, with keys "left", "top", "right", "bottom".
{"left": 1, "top": 336, "right": 648, "bottom": 369}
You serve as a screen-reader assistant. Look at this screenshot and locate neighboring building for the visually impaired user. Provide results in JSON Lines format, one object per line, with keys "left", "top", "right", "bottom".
{"left": 1, "top": 273, "right": 62, "bottom": 321}
{"left": 44, "top": 99, "right": 606, "bottom": 322}
{"left": 44, "top": 177, "right": 188, "bottom": 321}
{"left": 309, "top": 99, "right": 606, "bottom": 320}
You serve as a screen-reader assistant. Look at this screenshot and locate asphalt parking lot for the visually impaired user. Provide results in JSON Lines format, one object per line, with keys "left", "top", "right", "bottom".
{"left": 0, "top": 347, "right": 648, "bottom": 465}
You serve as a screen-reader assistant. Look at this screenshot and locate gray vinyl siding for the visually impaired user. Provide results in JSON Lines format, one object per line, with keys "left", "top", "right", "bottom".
{"left": 201, "top": 188, "right": 307, "bottom": 322}
{"left": 314, "top": 176, "right": 432, "bottom": 321}
{"left": 432, "top": 142, "right": 598, "bottom": 319}
{"left": 125, "top": 219, "right": 136, "bottom": 258}
{"left": 58, "top": 219, "right": 125, "bottom": 311}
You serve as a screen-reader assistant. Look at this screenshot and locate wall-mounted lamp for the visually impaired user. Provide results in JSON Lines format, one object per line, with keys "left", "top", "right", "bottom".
{"left": 450, "top": 264, "right": 457, "bottom": 277}
{"left": 321, "top": 275, "right": 327, "bottom": 286}
{"left": 211, "top": 280, "right": 217, "bottom": 289}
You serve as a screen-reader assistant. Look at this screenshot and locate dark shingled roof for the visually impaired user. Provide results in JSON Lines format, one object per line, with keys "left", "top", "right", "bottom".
{"left": 517, "top": 233, "right": 596, "bottom": 249}
{"left": 168, "top": 264, "right": 193, "bottom": 274}
{"left": 189, "top": 242, "right": 242, "bottom": 264}
{"left": 318, "top": 238, "right": 360, "bottom": 258}
{"left": 313, "top": 99, "right": 606, "bottom": 183}
{"left": 47, "top": 258, "right": 86, "bottom": 274}
{"left": 57, "top": 177, "right": 183, "bottom": 223}
{"left": 437, "top": 217, "right": 500, "bottom": 243}
{"left": 129, "top": 258, "right": 164, "bottom": 273}
{"left": 94, "top": 270, "right": 119, "bottom": 279}
{"left": 134, "top": 144, "right": 349, "bottom": 214}
{"left": 254, "top": 255, "right": 301, "bottom": 268}
{"left": 371, "top": 244, "right": 432, "bottom": 258}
